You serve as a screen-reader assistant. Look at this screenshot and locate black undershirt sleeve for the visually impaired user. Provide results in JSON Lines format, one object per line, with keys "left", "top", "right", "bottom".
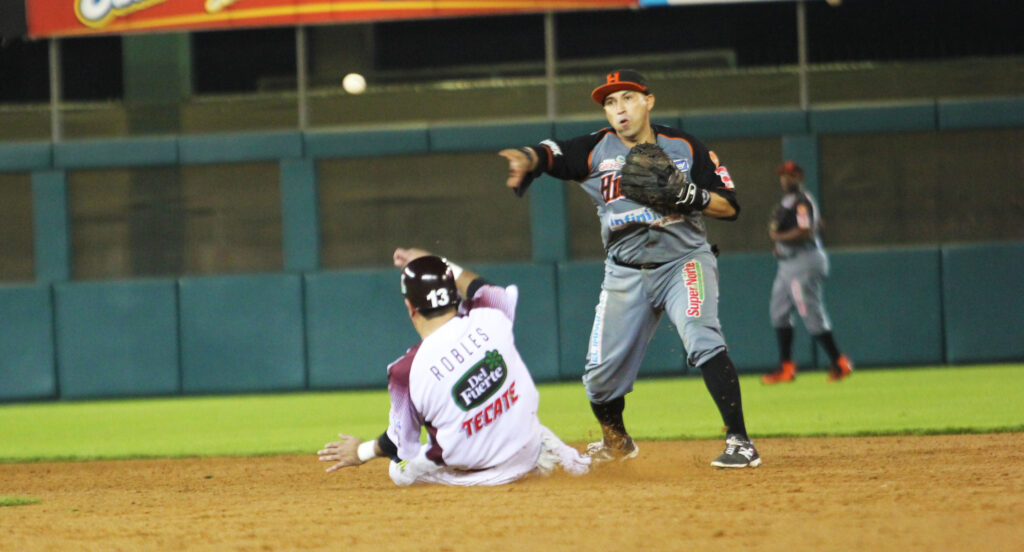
{"left": 465, "top": 277, "right": 491, "bottom": 301}
{"left": 376, "top": 432, "right": 399, "bottom": 462}
{"left": 531, "top": 131, "right": 605, "bottom": 183}
{"left": 691, "top": 140, "right": 740, "bottom": 220}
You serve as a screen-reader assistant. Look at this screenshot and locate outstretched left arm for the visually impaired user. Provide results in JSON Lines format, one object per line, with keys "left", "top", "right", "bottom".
{"left": 318, "top": 432, "right": 399, "bottom": 473}
{"left": 318, "top": 433, "right": 377, "bottom": 473}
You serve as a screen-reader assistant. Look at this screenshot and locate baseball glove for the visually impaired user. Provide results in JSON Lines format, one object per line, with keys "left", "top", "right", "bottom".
{"left": 619, "top": 143, "right": 710, "bottom": 214}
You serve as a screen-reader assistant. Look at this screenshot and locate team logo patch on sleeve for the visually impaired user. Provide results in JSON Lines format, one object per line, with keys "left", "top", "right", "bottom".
{"left": 715, "top": 166, "right": 735, "bottom": 189}
{"left": 796, "top": 204, "right": 811, "bottom": 229}
{"left": 452, "top": 350, "right": 508, "bottom": 411}
{"left": 682, "top": 261, "right": 705, "bottom": 317}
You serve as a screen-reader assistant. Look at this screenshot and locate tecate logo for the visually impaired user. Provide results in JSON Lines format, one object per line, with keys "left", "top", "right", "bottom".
{"left": 76, "top": 0, "right": 167, "bottom": 28}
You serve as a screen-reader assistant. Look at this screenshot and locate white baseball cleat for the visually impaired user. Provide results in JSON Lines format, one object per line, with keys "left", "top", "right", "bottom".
{"left": 537, "top": 427, "right": 591, "bottom": 476}
{"left": 585, "top": 437, "right": 640, "bottom": 463}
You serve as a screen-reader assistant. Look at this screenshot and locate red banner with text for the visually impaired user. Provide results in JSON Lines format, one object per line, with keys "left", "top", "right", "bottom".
{"left": 26, "top": 0, "right": 637, "bottom": 38}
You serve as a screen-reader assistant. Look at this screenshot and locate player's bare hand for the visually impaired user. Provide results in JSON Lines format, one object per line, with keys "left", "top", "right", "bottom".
{"left": 317, "top": 433, "right": 363, "bottom": 473}
{"left": 498, "top": 148, "right": 532, "bottom": 190}
{"left": 393, "top": 248, "right": 432, "bottom": 268}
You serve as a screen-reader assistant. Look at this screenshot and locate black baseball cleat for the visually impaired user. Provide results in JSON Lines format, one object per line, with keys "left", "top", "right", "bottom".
{"left": 711, "top": 434, "right": 761, "bottom": 469}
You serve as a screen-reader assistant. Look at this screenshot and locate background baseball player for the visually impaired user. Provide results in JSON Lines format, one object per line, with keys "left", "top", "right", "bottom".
{"left": 498, "top": 69, "right": 760, "bottom": 469}
{"left": 317, "top": 248, "right": 590, "bottom": 486}
{"left": 762, "top": 161, "right": 853, "bottom": 383}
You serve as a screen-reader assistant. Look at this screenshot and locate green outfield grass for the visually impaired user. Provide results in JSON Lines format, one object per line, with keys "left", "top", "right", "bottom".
{"left": 1, "top": 364, "right": 1021, "bottom": 462}
{"left": 0, "top": 496, "right": 41, "bottom": 507}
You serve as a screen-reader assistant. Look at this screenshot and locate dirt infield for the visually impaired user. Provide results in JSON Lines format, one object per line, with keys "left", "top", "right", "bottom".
{"left": 2, "top": 433, "right": 1021, "bottom": 551}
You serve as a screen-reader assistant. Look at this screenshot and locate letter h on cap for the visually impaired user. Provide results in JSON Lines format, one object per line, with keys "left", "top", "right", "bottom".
{"left": 606, "top": 72, "right": 620, "bottom": 84}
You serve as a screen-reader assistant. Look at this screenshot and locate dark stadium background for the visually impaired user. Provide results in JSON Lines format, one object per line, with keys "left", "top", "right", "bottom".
{"left": 1, "top": 0, "right": 1022, "bottom": 101}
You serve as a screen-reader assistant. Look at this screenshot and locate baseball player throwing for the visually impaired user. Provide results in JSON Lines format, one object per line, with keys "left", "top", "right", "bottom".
{"left": 498, "top": 69, "right": 760, "bottom": 469}
{"left": 317, "top": 248, "right": 590, "bottom": 486}
{"left": 762, "top": 161, "right": 853, "bottom": 383}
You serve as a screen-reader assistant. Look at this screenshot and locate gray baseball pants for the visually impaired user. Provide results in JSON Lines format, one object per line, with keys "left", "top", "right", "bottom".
{"left": 583, "top": 248, "right": 727, "bottom": 403}
{"left": 770, "top": 248, "right": 832, "bottom": 334}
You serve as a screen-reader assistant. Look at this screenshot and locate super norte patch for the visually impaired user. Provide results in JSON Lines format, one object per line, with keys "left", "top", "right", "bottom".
{"left": 683, "top": 260, "right": 705, "bottom": 317}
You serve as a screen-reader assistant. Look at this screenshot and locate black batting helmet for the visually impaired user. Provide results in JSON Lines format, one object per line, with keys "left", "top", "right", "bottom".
{"left": 400, "top": 256, "right": 460, "bottom": 314}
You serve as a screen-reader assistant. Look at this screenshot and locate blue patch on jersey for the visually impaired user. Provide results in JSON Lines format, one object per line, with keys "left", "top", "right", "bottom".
{"left": 673, "top": 159, "right": 690, "bottom": 172}
{"left": 608, "top": 207, "right": 660, "bottom": 230}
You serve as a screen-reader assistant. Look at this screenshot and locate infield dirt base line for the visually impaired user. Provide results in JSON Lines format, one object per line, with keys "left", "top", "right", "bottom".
{"left": 2, "top": 433, "right": 1021, "bottom": 551}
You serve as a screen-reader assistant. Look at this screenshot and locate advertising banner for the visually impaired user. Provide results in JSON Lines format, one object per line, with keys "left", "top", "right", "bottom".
{"left": 26, "top": 0, "right": 637, "bottom": 38}
{"left": 639, "top": 0, "right": 782, "bottom": 4}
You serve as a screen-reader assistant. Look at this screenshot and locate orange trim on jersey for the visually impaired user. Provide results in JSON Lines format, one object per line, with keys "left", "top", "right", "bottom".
{"left": 542, "top": 145, "right": 553, "bottom": 169}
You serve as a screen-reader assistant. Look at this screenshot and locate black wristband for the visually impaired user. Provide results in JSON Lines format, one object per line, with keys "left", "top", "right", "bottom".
{"left": 376, "top": 432, "right": 399, "bottom": 462}
{"left": 512, "top": 147, "right": 538, "bottom": 197}
{"left": 696, "top": 188, "right": 711, "bottom": 210}
{"left": 517, "top": 147, "right": 536, "bottom": 164}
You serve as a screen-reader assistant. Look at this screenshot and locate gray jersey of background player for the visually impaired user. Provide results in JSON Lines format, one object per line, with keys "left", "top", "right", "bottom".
{"left": 762, "top": 160, "right": 852, "bottom": 384}
{"left": 498, "top": 69, "right": 760, "bottom": 469}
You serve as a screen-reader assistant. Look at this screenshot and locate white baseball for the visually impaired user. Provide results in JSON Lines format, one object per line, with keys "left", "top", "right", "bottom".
{"left": 343, "top": 73, "right": 366, "bottom": 95}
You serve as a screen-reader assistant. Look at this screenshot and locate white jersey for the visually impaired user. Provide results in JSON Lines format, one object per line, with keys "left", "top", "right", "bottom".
{"left": 385, "top": 284, "right": 541, "bottom": 472}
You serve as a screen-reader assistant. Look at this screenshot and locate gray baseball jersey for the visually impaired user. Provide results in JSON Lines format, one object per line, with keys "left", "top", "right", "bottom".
{"left": 526, "top": 125, "right": 739, "bottom": 402}
{"left": 769, "top": 189, "right": 832, "bottom": 334}
{"left": 772, "top": 189, "right": 823, "bottom": 259}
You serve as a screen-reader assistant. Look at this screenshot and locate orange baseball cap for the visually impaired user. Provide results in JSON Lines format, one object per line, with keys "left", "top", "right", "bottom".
{"left": 591, "top": 69, "right": 650, "bottom": 104}
{"left": 776, "top": 160, "right": 805, "bottom": 176}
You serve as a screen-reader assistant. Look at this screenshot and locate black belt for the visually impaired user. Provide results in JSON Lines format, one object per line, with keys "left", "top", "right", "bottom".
{"left": 612, "top": 257, "right": 669, "bottom": 270}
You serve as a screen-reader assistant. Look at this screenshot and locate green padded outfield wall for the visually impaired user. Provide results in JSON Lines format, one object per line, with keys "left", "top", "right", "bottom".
{"left": 942, "top": 243, "right": 1024, "bottom": 364}
{"left": 0, "top": 285, "right": 56, "bottom": 401}
{"left": 305, "top": 269, "right": 419, "bottom": 390}
{"left": 178, "top": 274, "right": 306, "bottom": 394}
{"left": 53, "top": 280, "right": 179, "bottom": 399}
{"left": 824, "top": 248, "right": 944, "bottom": 368}
{"left": 6, "top": 244, "right": 1024, "bottom": 400}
